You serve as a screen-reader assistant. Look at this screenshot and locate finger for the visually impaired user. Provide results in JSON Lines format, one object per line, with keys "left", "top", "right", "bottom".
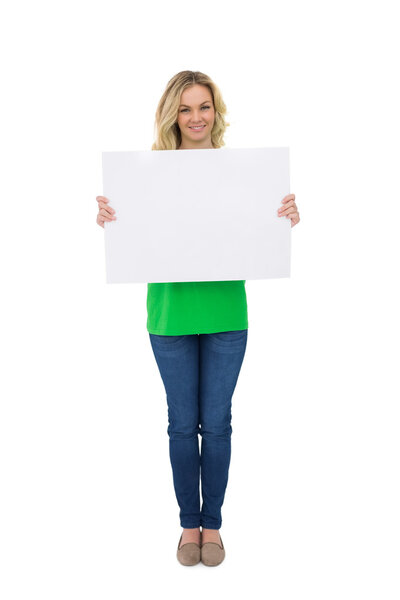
{"left": 281, "top": 194, "right": 295, "bottom": 204}
{"left": 282, "top": 207, "right": 296, "bottom": 216}
{"left": 99, "top": 205, "right": 115, "bottom": 216}
{"left": 278, "top": 201, "right": 295, "bottom": 215}
{"left": 100, "top": 208, "right": 116, "bottom": 219}
{"left": 96, "top": 196, "right": 114, "bottom": 210}
{"left": 98, "top": 212, "right": 116, "bottom": 223}
{"left": 99, "top": 204, "right": 115, "bottom": 215}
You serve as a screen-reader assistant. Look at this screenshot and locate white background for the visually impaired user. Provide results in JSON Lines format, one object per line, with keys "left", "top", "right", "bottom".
{"left": 1, "top": 1, "right": 399, "bottom": 598}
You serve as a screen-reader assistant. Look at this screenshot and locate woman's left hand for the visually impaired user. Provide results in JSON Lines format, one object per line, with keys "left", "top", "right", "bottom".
{"left": 277, "top": 194, "right": 300, "bottom": 228}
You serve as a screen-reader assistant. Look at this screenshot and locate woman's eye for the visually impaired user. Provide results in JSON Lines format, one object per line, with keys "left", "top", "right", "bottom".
{"left": 180, "top": 106, "right": 210, "bottom": 113}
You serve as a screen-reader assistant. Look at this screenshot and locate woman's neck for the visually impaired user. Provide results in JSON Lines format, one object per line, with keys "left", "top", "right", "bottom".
{"left": 178, "top": 141, "right": 214, "bottom": 150}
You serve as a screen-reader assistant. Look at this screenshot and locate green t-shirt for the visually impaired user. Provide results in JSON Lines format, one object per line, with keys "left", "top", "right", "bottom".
{"left": 146, "top": 280, "right": 248, "bottom": 335}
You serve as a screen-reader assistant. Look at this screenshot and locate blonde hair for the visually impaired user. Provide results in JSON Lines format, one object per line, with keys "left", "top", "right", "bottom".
{"left": 151, "top": 70, "right": 230, "bottom": 151}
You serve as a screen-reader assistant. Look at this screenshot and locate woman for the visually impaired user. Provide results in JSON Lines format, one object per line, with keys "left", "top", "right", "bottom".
{"left": 96, "top": 70, "right": 300, "bottom": 567}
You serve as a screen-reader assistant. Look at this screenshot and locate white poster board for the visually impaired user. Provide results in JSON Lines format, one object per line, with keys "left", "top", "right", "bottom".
{"left": 102, "top": 147, "right": 291, "bottom": 283}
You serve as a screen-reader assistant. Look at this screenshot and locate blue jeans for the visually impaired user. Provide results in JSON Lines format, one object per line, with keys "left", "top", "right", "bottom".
{"left": 149, "top": 329, "right": 248, "bottom": 530}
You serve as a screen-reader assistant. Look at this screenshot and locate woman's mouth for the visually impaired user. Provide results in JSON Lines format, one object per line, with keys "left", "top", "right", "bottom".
{"left": 189, "top": 125, "right": 206, "bottom": 131}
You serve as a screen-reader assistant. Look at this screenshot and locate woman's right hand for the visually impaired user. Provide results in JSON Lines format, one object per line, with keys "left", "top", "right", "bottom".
{"left": 96, "top": 196, "right": 117, "bottom": 228}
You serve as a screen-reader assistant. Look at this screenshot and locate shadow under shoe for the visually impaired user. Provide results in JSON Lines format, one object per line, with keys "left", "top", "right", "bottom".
{"left": 176, "top": 532, "right": 202, "bottom": 566}
{"left": 201, "top": 534, "right": 225, "bottom": 566}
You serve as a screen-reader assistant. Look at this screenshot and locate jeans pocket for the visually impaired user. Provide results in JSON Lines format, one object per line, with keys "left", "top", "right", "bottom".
{"left": 214, "top": 329, "right": 247, "bottom": 342}
{"left": 149, "top": 333, "right": 186, "bottom": 349}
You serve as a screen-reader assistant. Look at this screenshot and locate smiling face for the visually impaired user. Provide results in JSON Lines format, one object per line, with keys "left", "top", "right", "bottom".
{"left": 177, "top": 84, "right": 215, "bottom": 149}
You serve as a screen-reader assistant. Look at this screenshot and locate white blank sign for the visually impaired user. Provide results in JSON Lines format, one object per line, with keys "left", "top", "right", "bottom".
{"left": 102, "top": 147, "right": 291, "bottom": 283}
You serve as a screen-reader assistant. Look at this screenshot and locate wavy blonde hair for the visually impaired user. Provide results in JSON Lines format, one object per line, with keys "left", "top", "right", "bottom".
{"left": 151, "top": 70, "right": 230, "bottom": 151}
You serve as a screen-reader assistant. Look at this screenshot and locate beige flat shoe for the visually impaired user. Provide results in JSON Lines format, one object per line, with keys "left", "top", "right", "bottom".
{"left": 201, "top": 533, "right": 225, "bottom": 566}
{"left": 176, "top": 532, "right": 202, "bottom": 566}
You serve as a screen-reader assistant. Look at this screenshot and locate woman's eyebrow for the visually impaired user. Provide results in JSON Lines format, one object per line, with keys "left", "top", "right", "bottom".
{"left": 179, "top": 101, "right": 211, "bottom": 107}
